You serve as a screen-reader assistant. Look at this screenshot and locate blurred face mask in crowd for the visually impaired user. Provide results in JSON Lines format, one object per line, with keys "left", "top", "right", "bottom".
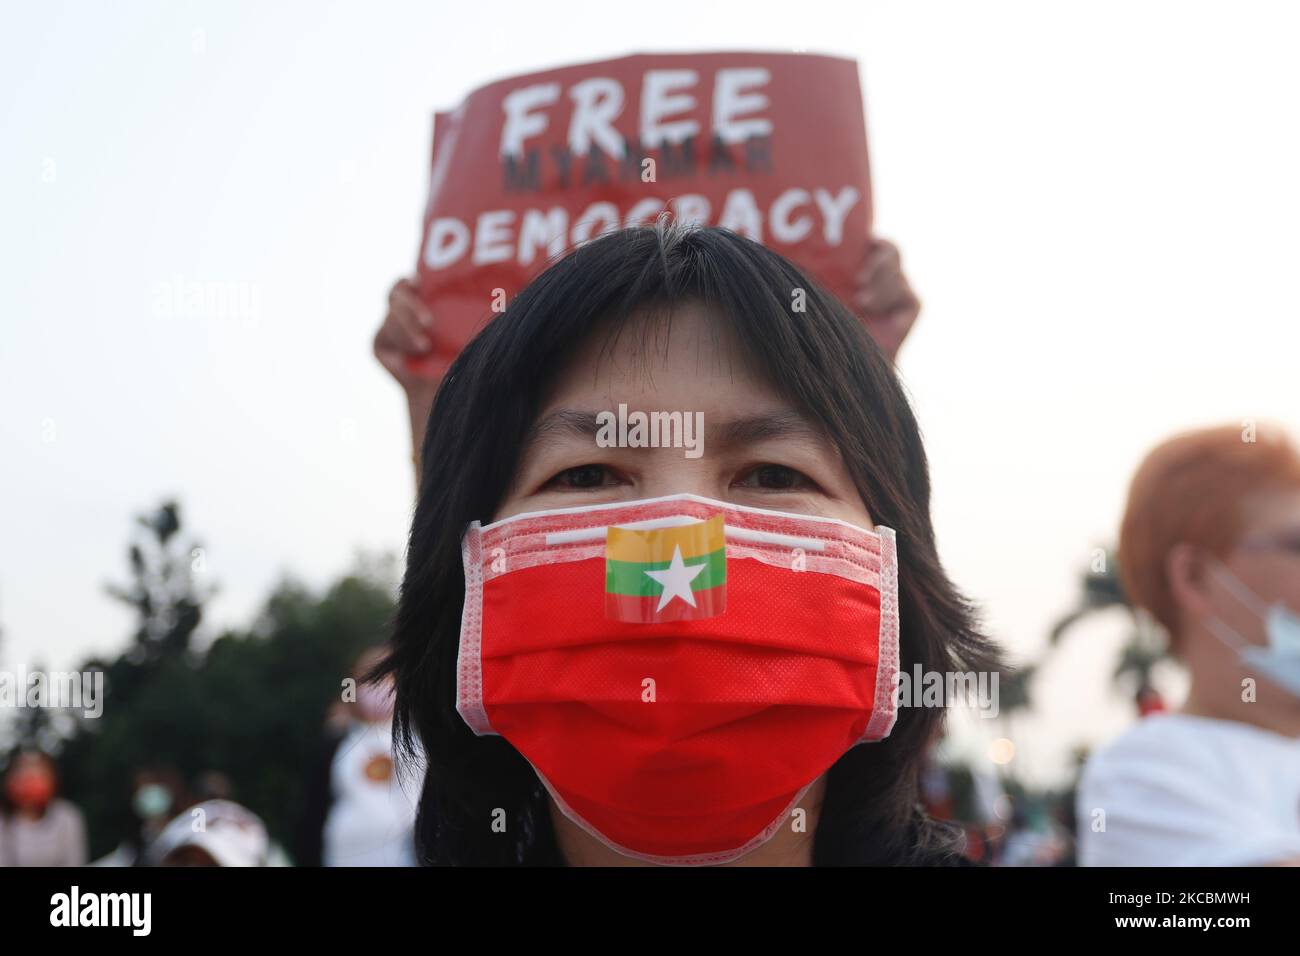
{"left": 132, "top": 783, "right": 173, "bottom": 821}
{"left": 456, "top": 492, "right": 900, "bottom": 865}
{"left": 1205, "top": 560, "right": 1300, "bottom": 698}
{"left": 6, "top": 766, "right": 55, "bottom": 809}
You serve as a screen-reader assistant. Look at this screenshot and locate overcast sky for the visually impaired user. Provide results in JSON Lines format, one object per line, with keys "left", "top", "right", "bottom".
{"left": 2, "top": 0, "right": 1297, "bottom": 785}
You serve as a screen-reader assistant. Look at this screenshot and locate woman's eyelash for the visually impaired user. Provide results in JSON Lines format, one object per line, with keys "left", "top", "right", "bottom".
{"left": 735, "top": 464, "right": 820, "bottom": 491}
{"left": 542, "top": 464, "right": 622, "bottom": 490}
{"left": 538, "top": 463, "right": 822, "bottom": 493}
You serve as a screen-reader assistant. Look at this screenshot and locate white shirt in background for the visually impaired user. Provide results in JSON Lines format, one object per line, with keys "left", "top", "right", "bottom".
{"left": 322, "top": 721, "right": 418, "bottom": 867}
{"left": 0, "top": 799, "right": 88, "bottom": 867}
{"left": 1077, "top": 713, "right": 1300, "bottom": 866}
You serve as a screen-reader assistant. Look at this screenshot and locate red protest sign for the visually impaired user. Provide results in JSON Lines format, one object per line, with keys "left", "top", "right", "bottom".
{"left": 410, "top": 51, "right": 872, "bottom": 377}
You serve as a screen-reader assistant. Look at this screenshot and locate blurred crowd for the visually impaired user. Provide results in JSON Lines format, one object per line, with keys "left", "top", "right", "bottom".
{"left": 0, "top": 648, "right": 416, "bottom": 868}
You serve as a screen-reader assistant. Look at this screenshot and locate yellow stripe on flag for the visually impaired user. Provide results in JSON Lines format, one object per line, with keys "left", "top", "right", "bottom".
{"left": 606, "top": 515, "right": 724, "bottom": 564}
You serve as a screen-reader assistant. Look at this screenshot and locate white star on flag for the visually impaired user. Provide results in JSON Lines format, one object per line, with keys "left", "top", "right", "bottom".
{"left": 643, "top": 545, "right": 708, "bottom": 612}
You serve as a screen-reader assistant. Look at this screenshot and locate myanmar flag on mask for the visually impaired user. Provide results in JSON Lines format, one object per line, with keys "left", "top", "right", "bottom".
{"left": 605, "top": 515, "right": 727, "bottom": 624}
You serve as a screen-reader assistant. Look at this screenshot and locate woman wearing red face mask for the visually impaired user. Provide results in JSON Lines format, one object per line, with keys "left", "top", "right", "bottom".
{"left": 0, "top": 749, "right": 88, "bottom": 867}
{"left": 375, "top": 222, "right": 1000, "bottom": 866}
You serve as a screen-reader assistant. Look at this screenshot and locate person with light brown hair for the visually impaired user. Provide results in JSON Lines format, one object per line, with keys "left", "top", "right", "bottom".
{"left": 1078, "top": 422, "right": 1300, "bottom": 866}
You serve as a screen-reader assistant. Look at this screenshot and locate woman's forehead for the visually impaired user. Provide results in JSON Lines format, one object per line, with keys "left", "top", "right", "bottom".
{"left": 547, "top": 301, "right": 776, "bottom": 408}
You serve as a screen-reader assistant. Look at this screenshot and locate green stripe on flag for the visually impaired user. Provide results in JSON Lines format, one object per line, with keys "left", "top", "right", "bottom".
{"left": 605, "top": 548, "right": 726, "bottom": 597}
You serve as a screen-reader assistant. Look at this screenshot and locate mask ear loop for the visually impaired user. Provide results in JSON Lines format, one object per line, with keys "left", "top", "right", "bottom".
{"left": 1207, "top": 559, "right": 1270, "bottom": 616}
{"left": 1203, "top": 558, "right": 1268, "bottom": 653}
{"left": 1204, "top": 615, "right": 1249, "bottom": 652}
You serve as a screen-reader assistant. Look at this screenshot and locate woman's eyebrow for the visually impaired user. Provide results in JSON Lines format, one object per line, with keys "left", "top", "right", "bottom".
{"left": 523, "top": 409, "right": 603, "bottom": 450}
{"left": 710, "top": 411, "right": 828, "bottom": 451}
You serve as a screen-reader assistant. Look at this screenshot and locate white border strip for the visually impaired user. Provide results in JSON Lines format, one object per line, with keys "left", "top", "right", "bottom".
{"left": 455, "top": 521, "right": 493, "bottom": 736}
{"left": 546, "top": 521, "right": 826, "bottom": 552}
{"left": 861, "top": 525, "right": 900, "bottom": 741}
{"left": 483, "top": 491, "right": 874, "bottom": 537}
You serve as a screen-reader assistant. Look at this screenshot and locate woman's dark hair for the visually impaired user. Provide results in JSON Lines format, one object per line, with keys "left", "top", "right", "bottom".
{"left": 383, "top": 221, "right": 1002, "bottom": 865}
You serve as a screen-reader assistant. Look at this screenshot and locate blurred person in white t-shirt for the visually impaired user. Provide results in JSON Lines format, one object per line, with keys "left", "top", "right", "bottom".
{"left": 320, "top": 647, "right": 417, "bottom": 867}
{"left": 1078, "top": 424, "right": 1300, "bottom": 866}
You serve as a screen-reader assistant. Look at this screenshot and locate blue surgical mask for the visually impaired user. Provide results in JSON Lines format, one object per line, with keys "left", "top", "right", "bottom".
{"left": 132, "top": 783, "right": 173, "bottom": 821}
{"left": 1206, "top": 563, "right": 1300, "bottom": 698}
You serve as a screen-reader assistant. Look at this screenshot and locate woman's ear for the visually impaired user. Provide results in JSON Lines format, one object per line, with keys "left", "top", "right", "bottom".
{"left": 1165, "top": 541, "right": 1214, "bottom": 624}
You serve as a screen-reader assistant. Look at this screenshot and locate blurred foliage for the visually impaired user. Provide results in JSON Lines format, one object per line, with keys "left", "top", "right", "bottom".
{"left": 944, "top": 546, "right": 1166, "bottom": 853}
{"left": 45, "top": 501, "right": 396, "bottom": 860}
{"left": 1049, "top": 549, "right": 1167, "bottom": 700}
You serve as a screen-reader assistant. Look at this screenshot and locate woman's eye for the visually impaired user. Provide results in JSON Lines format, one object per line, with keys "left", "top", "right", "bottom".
{"left": 545, "top": 464, "right": 619, "bottom": 490}
{"left": 736, "top": 464, "right": 814, "bottom": 491}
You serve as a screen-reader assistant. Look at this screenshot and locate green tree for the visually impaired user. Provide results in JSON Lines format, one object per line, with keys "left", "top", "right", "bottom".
{"left": 55, "top": 501, "right": 397, "bottom": 860}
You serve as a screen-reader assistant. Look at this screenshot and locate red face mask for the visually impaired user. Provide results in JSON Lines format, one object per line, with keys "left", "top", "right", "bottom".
{"left": 457, "top": 493, "right": 899, "bottom": 865}
{"left": 6, "top": 770, "right": 55, "bottom": 809}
